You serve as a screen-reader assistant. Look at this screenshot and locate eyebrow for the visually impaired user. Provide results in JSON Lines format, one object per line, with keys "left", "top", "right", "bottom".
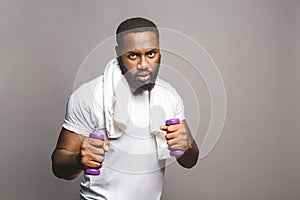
{"left": 126, "top": 48, "right": 158, "bottom": 55}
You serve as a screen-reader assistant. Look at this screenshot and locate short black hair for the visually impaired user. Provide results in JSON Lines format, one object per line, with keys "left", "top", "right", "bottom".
{"left": 116, "top": 17, "right": 159, "bottom": 46}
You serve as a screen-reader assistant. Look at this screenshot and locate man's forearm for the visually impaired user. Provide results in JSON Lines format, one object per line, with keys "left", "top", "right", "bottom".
{"left": 176, "top": 140, "right": 199, "bottom": 168}
{"left": 51, "top": 149, "right": 82, "bottom": 180}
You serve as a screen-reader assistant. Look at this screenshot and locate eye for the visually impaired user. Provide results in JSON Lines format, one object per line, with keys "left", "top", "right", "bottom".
{"left": 128, "top": 53, "right": 137, "bottom": 59}
{"left": 147, "top": 51, "right": 156, "bottom": 58}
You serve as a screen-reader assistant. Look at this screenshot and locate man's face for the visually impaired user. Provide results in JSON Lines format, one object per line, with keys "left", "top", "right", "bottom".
{"left": 116, "top": 31, "right": 160, "bottom": 95}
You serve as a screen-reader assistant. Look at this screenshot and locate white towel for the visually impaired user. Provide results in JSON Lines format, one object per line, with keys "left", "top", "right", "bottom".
{"left": 102, "top": 58, "right": 171, "bottom": 159}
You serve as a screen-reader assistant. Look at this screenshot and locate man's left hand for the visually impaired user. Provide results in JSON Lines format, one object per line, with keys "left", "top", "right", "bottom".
{"left": 160, "top": 121, "right": 193, "bottom": 152}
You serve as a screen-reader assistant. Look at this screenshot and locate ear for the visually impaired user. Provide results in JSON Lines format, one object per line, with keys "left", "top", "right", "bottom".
{"left": 115, "top": 45, "right": 120, "bottom": 57}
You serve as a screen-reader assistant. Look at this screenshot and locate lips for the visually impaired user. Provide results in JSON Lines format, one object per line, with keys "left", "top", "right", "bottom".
{"left": 136, "top": 72, "right": 151, "bottom": 82}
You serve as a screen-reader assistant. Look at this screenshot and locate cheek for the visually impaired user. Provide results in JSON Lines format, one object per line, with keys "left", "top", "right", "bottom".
{"left": 121, "top": 57, "right": 137, "bottom": 72}
{"left": 150, "top": 64, "right": 158, "bottom": 72}
{"left": 149, "top": 57, "right": 160, "bottom": 71}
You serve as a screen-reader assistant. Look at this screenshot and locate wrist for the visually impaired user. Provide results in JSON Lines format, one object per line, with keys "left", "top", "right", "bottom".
{"left": 75, "top": 153, "right": 84, "bottom": 172}
{"left": 187, "top": 139, "right": 194, "bottom": 150}
{"left": 185, "top": 144, "right": 193, "bottom": 153}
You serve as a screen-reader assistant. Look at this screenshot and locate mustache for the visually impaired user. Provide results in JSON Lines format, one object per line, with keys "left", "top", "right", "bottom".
{"left": 134, "top": 69, "right": 151, "bottom": 76}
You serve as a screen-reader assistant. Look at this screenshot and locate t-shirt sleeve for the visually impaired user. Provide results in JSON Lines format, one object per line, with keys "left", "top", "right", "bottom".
{"left": 174, "top": 91, "right": 185, "bottom": 121}
{"left": 63, "top": 85, "right": 98, "bottom": 137}
{"left": 170, "top": 87, "right": 185, "bottom": 121}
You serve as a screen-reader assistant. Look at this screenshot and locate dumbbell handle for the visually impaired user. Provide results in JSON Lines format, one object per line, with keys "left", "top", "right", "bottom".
{"left": 84, "top": 132, "right": 106, "bottom": 176}
{"left": 166, "top": 118, "right": 185, "bottom": 156}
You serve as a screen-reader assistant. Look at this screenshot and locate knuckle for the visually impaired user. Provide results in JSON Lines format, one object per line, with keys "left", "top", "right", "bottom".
{"left": 81, "top": 157, "right": 88, "bottom": 165}
{"left": 98, "top": 156, "right": 104, "bottom": 163}
{"left": 80, "top": 150, "right": 87, "bottom": 157}
{"left": 99, "top": 149, "right": 104, "bottom": 155}
{"left": 170, "top": 126, "right": 178, "bottom": 132}
{"left": 81, "top": 142, "right": 87, "bottom": 149}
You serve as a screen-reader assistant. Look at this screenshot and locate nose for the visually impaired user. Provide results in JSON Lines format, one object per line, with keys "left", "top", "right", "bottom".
{"left": 137, "top": 55, "right": 149, "bottom": 70}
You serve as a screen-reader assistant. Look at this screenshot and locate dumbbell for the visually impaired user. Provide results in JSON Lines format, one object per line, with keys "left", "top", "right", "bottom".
{"left": 84, "top": 132, "right": 106, "bottom": 176}
{"left": 165, "top": 118, "right": 185, "bottom": 156}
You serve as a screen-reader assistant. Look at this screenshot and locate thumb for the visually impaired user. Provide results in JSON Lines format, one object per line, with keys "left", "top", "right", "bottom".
{"left": 160, "top": 125, "right": 168, "bottom": 131}
{"left": 103, "top": 140, "right": 110, "bottom": 152}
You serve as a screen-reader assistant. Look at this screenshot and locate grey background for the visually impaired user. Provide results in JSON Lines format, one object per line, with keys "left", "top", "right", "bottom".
{"left": 0, "top": 0, "right": 299, "bottom": 199}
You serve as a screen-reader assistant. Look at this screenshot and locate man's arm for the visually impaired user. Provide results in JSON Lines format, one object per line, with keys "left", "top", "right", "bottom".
{"left": 51, "top": 128, "right": 83, "bottom": 180}
{"left": 162, "top": 120, "right": 199, "bottom": 168}
{"left": 51, "top": 128, "right": 109, "bottom": 180}
{"left": 176, "top": 120, "right": 199, "bottom": 168}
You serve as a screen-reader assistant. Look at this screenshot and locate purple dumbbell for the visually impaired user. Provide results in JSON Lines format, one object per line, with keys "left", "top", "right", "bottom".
{"left": 166, "top": 118, "right": 185, "bottom": 156}
{"left": 84, "top": 132, "right": 106, "bottom": 176}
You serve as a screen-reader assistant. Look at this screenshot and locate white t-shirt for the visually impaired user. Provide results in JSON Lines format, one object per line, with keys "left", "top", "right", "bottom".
{"left": 63, "top": 75, "right": 185, "bottom": 200}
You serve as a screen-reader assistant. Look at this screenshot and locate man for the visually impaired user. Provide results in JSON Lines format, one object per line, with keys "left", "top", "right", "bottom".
{"left": 51, "top": 17, "right": 199, "bottom": 200}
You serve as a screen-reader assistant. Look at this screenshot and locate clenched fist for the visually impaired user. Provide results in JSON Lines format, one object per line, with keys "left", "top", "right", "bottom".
{"left": 79, "top": 136, "right": 110, "bottom": 169}
{"left": 160, "top": 120, "right": 193, "bottom": 152}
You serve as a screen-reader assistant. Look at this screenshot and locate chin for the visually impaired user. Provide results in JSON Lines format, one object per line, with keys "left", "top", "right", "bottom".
{"left": 132, "top": 83, "right": 155, "bottom": 96}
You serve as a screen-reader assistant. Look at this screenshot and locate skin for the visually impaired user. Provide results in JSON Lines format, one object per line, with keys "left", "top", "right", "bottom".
{"left": 51, "top": 129, "right": 109, "bottom": 180}
{"left": 51, "top": 31, "right": 199, "bottom": 180}
{"left": 116, "top": 31, "right": 160, "bottom": 87}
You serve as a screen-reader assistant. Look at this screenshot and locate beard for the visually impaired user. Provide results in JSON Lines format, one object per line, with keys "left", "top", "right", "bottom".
{"left": 117, "top": 56, "right": 161, "bottom": 96}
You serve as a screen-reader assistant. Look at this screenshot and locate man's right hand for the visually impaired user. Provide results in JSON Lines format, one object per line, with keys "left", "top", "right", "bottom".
{"left": 51, "top": 128, "right": 109, "bottom": 180}
{"left": 79, "top": 137, "right": 110, "bottom": 169}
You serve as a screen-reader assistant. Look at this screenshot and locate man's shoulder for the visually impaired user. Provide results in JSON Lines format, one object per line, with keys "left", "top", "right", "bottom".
{"left": 70, "top": 75, "right": 104, "bottom": 105}
{"left": 155, "top": 77, "right": 180, "bottom": 97}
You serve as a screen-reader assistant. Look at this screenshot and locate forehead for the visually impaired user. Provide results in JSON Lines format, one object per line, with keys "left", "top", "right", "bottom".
{"left": 119, "top": 31, "right": 159, "bottom": 53}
